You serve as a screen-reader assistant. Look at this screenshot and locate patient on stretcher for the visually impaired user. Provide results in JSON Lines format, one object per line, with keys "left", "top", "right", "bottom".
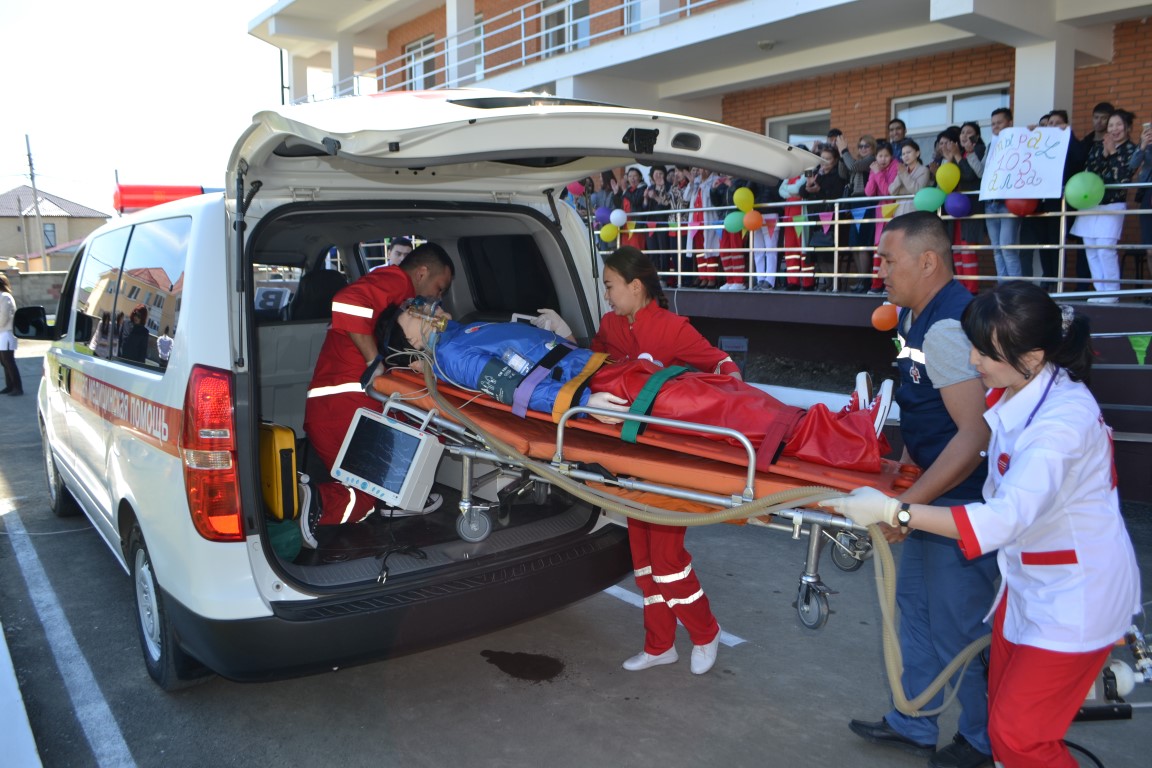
{"left": 380, "top": 305, "right": 893, "bottom": 473}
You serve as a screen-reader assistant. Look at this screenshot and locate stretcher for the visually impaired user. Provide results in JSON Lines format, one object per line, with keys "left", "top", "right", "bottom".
{"left": 369, "top": 367, "right": 920, "bottom": 630}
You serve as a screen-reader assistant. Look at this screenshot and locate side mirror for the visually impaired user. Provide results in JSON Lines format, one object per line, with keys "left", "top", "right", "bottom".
{"left": 13, "top": 306, "right": 52, "bottom": 340}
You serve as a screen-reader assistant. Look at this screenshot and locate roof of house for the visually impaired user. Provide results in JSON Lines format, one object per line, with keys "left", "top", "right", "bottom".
{"left": 0, "top": 185, "right": 110, "bottom": 219}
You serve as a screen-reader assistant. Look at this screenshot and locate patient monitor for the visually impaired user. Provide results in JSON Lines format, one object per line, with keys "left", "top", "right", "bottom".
{"left": 332, "top": 408, "right": 444, "bottom": 511}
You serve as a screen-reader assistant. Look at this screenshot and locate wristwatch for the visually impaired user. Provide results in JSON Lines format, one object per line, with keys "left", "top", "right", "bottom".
{"left": 896, "top": 502, "right": 912, "bottom": 534}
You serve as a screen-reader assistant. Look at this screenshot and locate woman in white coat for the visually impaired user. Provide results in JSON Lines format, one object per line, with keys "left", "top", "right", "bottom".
{"left": 0, "top": 273, "right": 22, "bottom": 395}
{"left": 827, "top": 281, "right": 1141, "bottom": 768}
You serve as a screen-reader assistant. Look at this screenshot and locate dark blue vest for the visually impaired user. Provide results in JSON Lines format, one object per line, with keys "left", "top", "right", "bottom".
{"left": 895, "top": 281, "right": 986, "bottom": 501}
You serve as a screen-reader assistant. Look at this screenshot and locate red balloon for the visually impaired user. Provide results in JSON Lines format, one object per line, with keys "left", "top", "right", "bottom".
{"left": 1005, "top": 198, "right": 1039, "bottom": 216}
{"left": 871, "top": 303, "right": 898, "bottom": 332}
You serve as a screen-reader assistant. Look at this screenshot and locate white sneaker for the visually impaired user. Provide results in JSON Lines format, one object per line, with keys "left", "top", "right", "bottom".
{"left": 690, "top": 628, "right": 721, "bottom": 675}
{"left": 718, "top": 283, "right": 733, "bottom": 291}
{"left": 727, "top": 283, "right": 747, "bottom": 291}
{"left": 868, "top": 379, "right": 895, "bottom": 437}
{"left": 622, "top": 647, "right": 679, "bottom": 671}
{"left": 841, "top": 372, "right": 872, "bottom": 414}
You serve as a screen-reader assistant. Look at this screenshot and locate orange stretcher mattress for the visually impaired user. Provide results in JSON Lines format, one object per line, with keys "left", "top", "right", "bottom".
{"left": 373, "top": 369, "right": 916, "bottom": 517}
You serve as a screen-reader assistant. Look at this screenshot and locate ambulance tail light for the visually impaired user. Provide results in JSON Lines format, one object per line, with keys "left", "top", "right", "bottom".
{"left": 181, "top": 365, "right": 242, "bottom": 542}
{"left": 114, "top": 184, "right": 208, "bottom": 214}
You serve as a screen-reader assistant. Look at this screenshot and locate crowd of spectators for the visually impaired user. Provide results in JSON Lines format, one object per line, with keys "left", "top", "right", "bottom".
{"left": 561, "top": 102, "right": 1152, "bottom": 299}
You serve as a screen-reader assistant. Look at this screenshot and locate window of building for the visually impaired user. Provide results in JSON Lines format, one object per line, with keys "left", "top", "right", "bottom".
{"left": 406, "top": 36, "right": 437, "bottom": 90}
{"left": 43, "top": 222, "right": 56, "bottom": 249}
{"left": 765, "top": 109, "right": 831, "bottom": 152}
{"left": 542, "top": 0, "right": 590, "bottom": 58}
{"left": 893, "top": 84, "right": 1010, "bottom": 152}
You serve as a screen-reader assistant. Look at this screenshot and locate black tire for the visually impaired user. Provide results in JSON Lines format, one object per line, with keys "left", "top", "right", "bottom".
{"left": 796, "top": 584, "right": 830, "bottom": 630}
{"left": 128, "top": 526, "right": 212, "bottom": 690}
{"left": 830, "top": 531, "right": 867, "bottom": 573}
{"left": 41, "top": 422, "right": 80, "bottom": 518}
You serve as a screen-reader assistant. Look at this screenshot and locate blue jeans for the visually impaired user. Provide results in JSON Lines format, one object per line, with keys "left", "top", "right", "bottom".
{"left": 885, "top": 528, "right": 999, "bottom": 754}
{"left": 985, "top": 201, "right": 1021, "bottom": 279}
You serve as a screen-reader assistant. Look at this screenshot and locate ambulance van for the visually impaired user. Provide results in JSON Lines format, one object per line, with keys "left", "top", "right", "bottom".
{"left": 18, "top": 90, "right": 809, "bottom": 688}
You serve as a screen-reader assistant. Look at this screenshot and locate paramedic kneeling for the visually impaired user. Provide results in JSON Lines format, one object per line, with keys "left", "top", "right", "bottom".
{"left": 826, "top": 282, "right": 1141, "bottom": 768}
{"left": 301, "top": 243, "right": 454, "bottom": 548}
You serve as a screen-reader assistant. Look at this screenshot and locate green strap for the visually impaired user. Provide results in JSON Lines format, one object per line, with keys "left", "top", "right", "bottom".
{"left": 620, "top": 365, "right": 687, "bottom": 444}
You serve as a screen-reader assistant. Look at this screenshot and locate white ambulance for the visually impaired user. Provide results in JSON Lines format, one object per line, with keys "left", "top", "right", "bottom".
{"left": 20, "top": 90, "right": 809, "bottom": 688}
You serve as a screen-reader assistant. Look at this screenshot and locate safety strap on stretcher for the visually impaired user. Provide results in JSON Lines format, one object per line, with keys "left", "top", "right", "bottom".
{"left": 620, "top": 365, "right": 688, "bottom": 443}
{"left": 551, "top": 352, "right": 610, "bottom": 423}
{"left": 511, "top": 343, "right": 574, "bottom": 418}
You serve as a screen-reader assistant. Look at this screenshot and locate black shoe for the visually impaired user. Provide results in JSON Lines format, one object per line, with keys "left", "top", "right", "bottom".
{"left": 848, "top": 719, "right": 935, "bottom": 758}
{"left": 929, "top": 734, "right": 992, "bottom": 768}
{"left": 6, "top": 389, "right": 23, "bottom": 396}
{"left": 0, "top": 387, "right": 11, "bottom": 394}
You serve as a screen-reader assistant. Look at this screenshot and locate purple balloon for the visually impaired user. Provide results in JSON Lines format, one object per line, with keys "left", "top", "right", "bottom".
{"left": 944, "top": 192, "right": 972, "bottom": 218}
{"left": 595, "top": 206, "right": 612, "bottom": 226}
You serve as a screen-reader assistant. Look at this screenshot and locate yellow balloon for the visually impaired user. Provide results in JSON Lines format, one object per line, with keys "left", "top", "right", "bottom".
{"left": 733, "top": 187, "right": 755, "bottom": 213}
{"left": 599, "top": 223, "right": 619, "bottom": 242}
{"left": 936, "top": 162, "right": 961, "bottom": 194}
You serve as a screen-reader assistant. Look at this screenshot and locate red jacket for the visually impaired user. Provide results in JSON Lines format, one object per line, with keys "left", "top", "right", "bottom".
{"left": 591, "top": 302, "right": 739, "bottom": 376}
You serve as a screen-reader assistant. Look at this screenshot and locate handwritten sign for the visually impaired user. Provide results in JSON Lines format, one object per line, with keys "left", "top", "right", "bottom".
{"left": 979, "top": 127, "right": 1072, "bottom": 200}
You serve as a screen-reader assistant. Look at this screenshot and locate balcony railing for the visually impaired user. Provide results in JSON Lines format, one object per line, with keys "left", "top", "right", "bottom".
{"left": 579, "top": 183, "right": 1152, "bottom": 303}
{"left": 299, "top": 0, "right": 722, "bottom": 102}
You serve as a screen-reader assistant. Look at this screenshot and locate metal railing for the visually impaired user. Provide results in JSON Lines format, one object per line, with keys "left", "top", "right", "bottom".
{"left": 579, "top": 183, "right": 1152, "bottom": 303}
{"left": 299, "top": 0, "right": 721, "bottom": 102}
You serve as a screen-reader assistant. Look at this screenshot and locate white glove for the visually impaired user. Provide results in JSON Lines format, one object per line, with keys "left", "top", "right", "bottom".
{"left": 822, "top": 487, "right": 900, "bottom": 528}
{"left": 532, "top": 308, "right": 572, "bottom": 338}
{"left": 587, "top": 391, "right": 630, "bottom": 424}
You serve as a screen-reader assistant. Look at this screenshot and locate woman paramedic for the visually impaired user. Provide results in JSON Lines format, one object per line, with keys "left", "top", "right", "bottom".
{"left": 824, "top": 281, "right": 1141, "bottom": 768}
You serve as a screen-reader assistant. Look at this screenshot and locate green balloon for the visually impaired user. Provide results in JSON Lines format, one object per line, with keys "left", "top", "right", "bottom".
{"left": 913, "top": 187, "right": 947, "bottom": 212}
{"left": 1064, "top": 171, "right": 1106, "bottom": 210}
{"left": 724, "top": 210, "right": 746, "bottom": 233}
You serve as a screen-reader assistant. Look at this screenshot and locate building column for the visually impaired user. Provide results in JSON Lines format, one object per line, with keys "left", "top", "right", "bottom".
{"left": 446, "top": 0, "right": 477, "bottom": 87}
{"left": 1014, "top": 38, "right": 1076, "bottom": 125}
{"left": 331, "top": 34, "right": 356, "bottom": 97}
{"left": 289, "top": 54, "right": 310, "bottom": 103}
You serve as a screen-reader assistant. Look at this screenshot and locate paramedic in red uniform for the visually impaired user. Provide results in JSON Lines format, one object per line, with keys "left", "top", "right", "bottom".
{"left": 301, "top": 243, "right": 454, "bottom": 546}
{"left": 826, "top": 281, "right": 1140, "bottom": 768}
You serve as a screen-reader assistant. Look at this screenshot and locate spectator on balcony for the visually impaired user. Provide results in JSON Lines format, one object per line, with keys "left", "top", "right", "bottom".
{"left": 1078, "top": 102, "right": 1115, "bottom": 157}
{"left": 711, "top": 174, "right": 748, "bottom": 290}
{"left": 890, "top": 140, "right": 929, "bottom": 218}
{"left": 801, "top": 146, "right": 848, "bottom": 291}
{"left": 683, "top": 167, "right": 720, "bottom": 288}
{"left": 837, "top": 133, "right": 878, "bottom": 292}
{"left": 954, "top": 122, "right": 986, "bottom": 294}
{"left": 985, "top": 108, "right": 1023, "bottom": 281}
{"left": 864, "top": 141, "right": 900, "bottom": 293}
{"left": 1129, "top": 121, "right": 1152, "bottom": 284}
{"left": 614, "top": 166, "right": 649, "bottom": 251}
{"left": 643, "top": 166, "right": 675, "bottom": 279}
{"left": 887, "top": 118, "right": 910, "bottom": 158}
{"left": 667, "top": 165, "right": 692, "bottom": 284}
{"left": 1020, "top": 111, "right": 1080, "bottom": 291}
{"left": 749, "top": 181, "right": 782, "bottom": 291}
{"left": 1072, "top": 109, "right": 1137, "bottom": 302}
{"left": 927, "top": 126, "right": 962, "bottom": 183}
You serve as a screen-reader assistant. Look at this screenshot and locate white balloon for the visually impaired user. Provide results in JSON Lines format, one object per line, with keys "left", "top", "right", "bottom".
{"left": 609, "top": 208, "right": 627, "bottom": 227}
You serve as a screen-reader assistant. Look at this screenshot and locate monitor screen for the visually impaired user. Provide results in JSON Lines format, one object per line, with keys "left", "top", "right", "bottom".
{"left": 338, "top": 416, "right": 421, "bottom": 495}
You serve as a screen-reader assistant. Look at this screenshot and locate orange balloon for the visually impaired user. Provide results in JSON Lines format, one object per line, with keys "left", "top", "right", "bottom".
{"left": 871, "top": 303, "right": 898, "bottom": 331}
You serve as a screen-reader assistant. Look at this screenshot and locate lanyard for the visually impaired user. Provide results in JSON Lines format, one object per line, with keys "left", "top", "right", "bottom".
{"left": 1024, "top": 368, "right": 1058, "bottom": 430}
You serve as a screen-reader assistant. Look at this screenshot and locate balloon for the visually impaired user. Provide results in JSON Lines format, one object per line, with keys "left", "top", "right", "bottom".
{"left": 733, "top": 187, "right": 755, "bottom": 213}
{"left": 944, "top": 192, "right": 972, "bottom": 218}
{"left": 935, "top": 163, "right": 960, "bottom": 193}
{"left": 871, "top": 303, "right": 898, "bottom": 332}
{"left": 1065, "top": 172, "right": 1106, "bottom": 210}
{"left": 913, "top": 187, "right": 946, "bottom": 212}
{"left": 609, "top": 208, "right": 627, "bottom": 227}
{"left": 1006, "top": 198, "right": 1039, "bottom": 216}
{"left": 743, "top": 210, "right": 764, "bottom": 231}
{"left": 724, "top": 210, "right": 746, "bottom": 233}
{"left": 599, "top": 223, "right": 619, "bottom": 242}
{"left": 594, "top": 206, "right": 611, "bottom": 226}
{"left": 567, "top": 180, "right": 585, "bottom": 197}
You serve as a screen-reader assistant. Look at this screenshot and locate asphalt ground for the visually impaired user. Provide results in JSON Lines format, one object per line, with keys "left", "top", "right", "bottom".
{"left": 2, "top": 342, "right": 1150, "bottom": 768}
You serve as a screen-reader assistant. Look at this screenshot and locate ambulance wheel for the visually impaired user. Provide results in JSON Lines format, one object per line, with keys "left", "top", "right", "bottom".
{"left": 457, "top": 510, "right": 492, "bottom": 543}
{"left": 129, "top": 526, "right": 211, "bottom": 690}
{"left": 830, "top": 531, "right": 869, "bottom": 573}
{"left": 796, "top": 584, "right": 829, "bottom": 630}
{"left": 41, "top": 422, "right": 79, "bottom": 518}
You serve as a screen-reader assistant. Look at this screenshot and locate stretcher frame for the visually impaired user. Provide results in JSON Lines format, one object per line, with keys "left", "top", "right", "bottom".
{"left": 368, "top": 368, "right": 913, "bottom": 629}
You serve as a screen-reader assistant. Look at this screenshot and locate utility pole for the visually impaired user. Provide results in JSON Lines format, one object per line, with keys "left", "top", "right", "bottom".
{"left": 16, "top": 195, "right": 31, "bottom": 260}
{"left": 25, "top": 134, "right": 47, "bottom": 268}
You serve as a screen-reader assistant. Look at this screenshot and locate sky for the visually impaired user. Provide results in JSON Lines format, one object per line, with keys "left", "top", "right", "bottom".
{"left": 0, "top": 0, "right": 284, "bottom": 217}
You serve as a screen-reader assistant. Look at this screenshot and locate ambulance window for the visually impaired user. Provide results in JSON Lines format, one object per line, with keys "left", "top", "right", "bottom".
{"left": 458, "top": 235, "right": 558, "bottom": 315}
{"left": 73, "top": 227, "right": 131, "bottom": 357}
{"left": 113, "top": 216, "right": 191, "bottom": 369}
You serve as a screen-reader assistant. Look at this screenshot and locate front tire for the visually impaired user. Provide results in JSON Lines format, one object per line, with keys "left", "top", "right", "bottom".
{"left": 129, "top": 526, "right": 211, "bottom": 690}
{"left": 41, "top": 422, "right": 79, "bottom": 518}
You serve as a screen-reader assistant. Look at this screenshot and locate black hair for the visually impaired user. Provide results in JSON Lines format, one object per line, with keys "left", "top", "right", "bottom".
{"left": 874, "top": 139, "right": 893, "bottom": 156}
{"left": 902, "top": 139, "right": 921, "bottom": 154}
{"left": 820, "top": 145, "right": 841, "bottom": 161}
{"left": 1109, "top": 108, "right": 1135, "bottom": 131}
{"left": 373, "top": 303, "right": 418, "bottom": 370}
{"left": 937, "top": 126, "right": 961, "bottom": 144}
{"left": 961, "top": 281, "right": 1093, "bottom": 384}
{"left": 960, "top": 121, "right": 983, "bottom": 142}
{"left": 389, "top": 236, "right": 413, "bottom": 252}
{"left": 1049, "top": 109, "right": 1070, "bottom": 124}
{"left": 884, "top": 211, "right": 953, "bottom": 266}
{"left": 1093, "top": 101, "right": 1115, "bottom": 115}
{"left": 0, "top": 273, "right": 9, "bottom": 293}
{"left": 827, "top": 128, "right": 843, "bottom": 138}
{"left": 888, "top": 118, "right": 907, "bottom": 130}
{"left": 992, "top": 107, "right": 1013, "bottom": 121}
{"left": 400, "top": 241, "right": 455, "bottom": 277}
{"left": 602, "top": 246, "right": 668, "bottom": 309}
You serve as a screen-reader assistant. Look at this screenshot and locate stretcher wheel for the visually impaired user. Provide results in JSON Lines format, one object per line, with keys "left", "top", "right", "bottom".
{"left": 796, "top": 584, "right": 829, "bottom": 630}
{"left": 830, "top": 531, "right": 871, "bottom": 573}
{"left": 457, "top": 509, "right": 492, "bottom": 543}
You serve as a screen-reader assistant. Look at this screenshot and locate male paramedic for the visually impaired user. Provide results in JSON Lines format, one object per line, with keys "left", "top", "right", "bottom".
{"left": 848, "top": 211, "right": 997, "bottom": 768}
{"left": 301, "top": 242, "right": 454, "bottom": 548}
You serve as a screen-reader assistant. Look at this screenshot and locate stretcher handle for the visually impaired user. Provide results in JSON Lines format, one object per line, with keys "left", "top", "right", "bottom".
{"left": 556, "top": 406, "right": 758, "bottom": 498}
